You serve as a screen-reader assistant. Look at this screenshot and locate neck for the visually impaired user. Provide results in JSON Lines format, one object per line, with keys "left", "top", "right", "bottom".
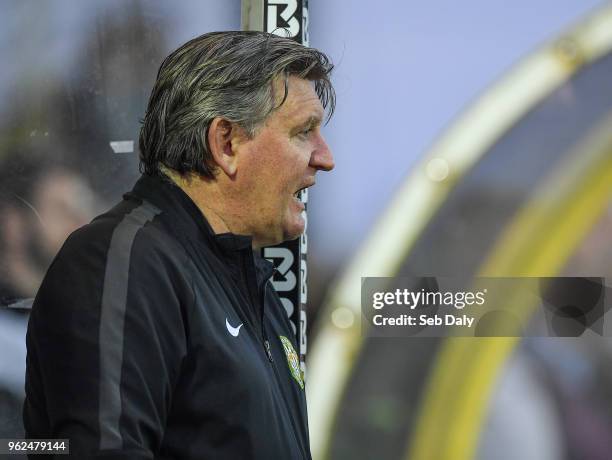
{"left": 160, "top": 167, "right": 257, "bottom": 246}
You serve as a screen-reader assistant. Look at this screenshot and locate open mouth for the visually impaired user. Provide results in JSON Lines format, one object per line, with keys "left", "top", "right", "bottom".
{"left": 293, "top": 182, "right": 314, "bottom": 198}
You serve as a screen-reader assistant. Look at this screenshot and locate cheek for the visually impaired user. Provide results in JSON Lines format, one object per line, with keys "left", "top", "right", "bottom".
{"left": 260, "top": 162, "right": 297, "bottom": 194}
{"left": 243, "top": 139, "right": 305, "bottom": 200}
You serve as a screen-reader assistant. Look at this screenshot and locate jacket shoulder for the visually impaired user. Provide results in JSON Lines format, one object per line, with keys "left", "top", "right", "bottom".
{"left": 37, "top": 198, "right": 191, "bottom": 311}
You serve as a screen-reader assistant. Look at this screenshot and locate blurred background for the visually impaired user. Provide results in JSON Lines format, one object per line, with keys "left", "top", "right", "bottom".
{"left": 1, "top": 1, "right": 611, "bottom": 459}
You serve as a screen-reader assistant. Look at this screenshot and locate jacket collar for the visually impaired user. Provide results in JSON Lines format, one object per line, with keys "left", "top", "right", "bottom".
{"left": 127, "top": 174, "right": 274, "bottom": 280}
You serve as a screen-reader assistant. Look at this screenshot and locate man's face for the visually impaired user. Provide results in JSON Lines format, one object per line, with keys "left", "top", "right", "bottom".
{"left": 233, "top": 76, "right": 334, "bottom": 248}
{"left": 33, "top": 170, "right": 97, "bottom": 260}
{"left": 0, "top": 169, "right": 97, "bottom": 298}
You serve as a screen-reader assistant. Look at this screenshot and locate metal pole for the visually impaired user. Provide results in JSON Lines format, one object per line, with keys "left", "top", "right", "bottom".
{"left": 242, "top": 0, "right": 310, "bottom": 377}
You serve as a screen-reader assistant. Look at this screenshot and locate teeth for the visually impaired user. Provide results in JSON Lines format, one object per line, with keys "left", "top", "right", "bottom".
{"left": 294, "top": 184, "right": 311, "bottom": 198}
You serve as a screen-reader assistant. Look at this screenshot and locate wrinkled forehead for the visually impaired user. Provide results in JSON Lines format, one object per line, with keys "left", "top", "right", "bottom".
{"left": 271, "top": 75, "right": 325, "bottom": 124}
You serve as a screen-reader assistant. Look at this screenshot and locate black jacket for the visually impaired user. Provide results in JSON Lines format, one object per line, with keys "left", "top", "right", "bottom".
{"left": 24, "top": 174, "right": 311, "bottom": 459}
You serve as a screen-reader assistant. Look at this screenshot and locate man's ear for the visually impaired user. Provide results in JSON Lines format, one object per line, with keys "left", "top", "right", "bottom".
{"left": 207, "top": 117, "right": 246, "bottom": 177}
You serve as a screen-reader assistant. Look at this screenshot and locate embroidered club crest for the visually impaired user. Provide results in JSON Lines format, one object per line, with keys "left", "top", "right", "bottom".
{"left": 279, "top": 335, "right": 304, "bottom": 389}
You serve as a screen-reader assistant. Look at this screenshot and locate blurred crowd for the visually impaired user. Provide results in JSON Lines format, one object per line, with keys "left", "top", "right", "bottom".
{"left": 0, "top": 146, "right": 102, "bottom": 437}
{"left": 0, "top": 0, "right": 165, "bottom": 438}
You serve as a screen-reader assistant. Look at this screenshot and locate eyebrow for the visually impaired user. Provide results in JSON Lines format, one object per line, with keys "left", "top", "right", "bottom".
{"left": 297, "top": 115, "right": 322, "bottom": 130}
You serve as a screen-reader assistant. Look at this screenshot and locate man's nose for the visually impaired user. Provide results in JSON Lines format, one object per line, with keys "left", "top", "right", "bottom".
{"left": 309, "top": 137, "right": 335, "bottom": 172}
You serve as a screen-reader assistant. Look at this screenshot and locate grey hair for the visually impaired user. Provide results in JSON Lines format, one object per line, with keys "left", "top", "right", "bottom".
{"left": 139, "top": 31, "right": 335, "bottom": 179}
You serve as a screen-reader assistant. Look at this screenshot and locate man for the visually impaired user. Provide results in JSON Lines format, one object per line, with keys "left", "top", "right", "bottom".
{"left": 0, "top": 152, "right": 98, "bottom": 438}
{"left": 0, "top": 154, "right": 98, "bottom": 303}
{"left": 24, "top": 31, "right": 335, "bottom": 459}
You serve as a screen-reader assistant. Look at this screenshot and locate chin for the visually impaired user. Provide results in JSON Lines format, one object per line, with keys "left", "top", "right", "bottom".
{"left": 282, "top": 231, "right": 302, "bottom": 243}
{"left": 255, "top": 227, "right": 300, "bottom": 249}
{"left": 279, "top": 227, "right": 303, "bottom": 244}
{"left": 283, "top": 217, "right": 305, "bottom": 242}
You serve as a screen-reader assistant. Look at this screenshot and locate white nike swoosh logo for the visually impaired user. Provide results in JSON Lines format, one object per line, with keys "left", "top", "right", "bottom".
{"left": 226, "top": 318, "right": 243, "bottom": 337}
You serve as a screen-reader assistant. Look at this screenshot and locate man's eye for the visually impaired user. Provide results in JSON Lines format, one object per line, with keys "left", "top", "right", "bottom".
{"left": 298, "top": 128, "right": 313, "bottom": 138}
